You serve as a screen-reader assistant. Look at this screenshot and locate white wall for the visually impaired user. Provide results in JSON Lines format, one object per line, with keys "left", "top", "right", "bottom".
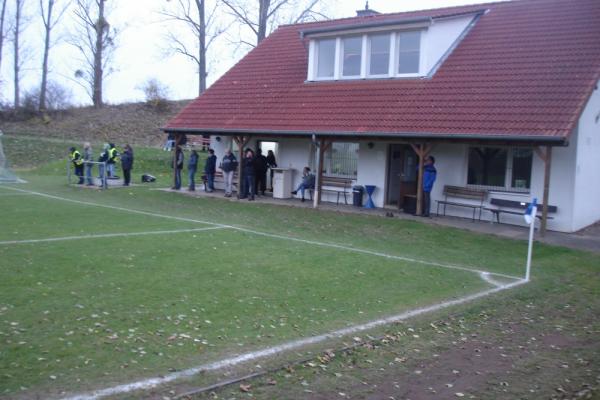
{"left": 355, "top": 142, "right": 387, "bottom": 206}
{"left": 423, "top": 14, "right": 476, "bottom": 75}
{"left": 572, "top": 81, "right": 600, "bottom": 231}
{"left": 426, "top": 142, "right": 579, "bottom": 232}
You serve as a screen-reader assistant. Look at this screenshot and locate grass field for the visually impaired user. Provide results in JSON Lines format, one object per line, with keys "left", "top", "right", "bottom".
{"left": 1, "top": 134, "right": 599, "bottom": 400}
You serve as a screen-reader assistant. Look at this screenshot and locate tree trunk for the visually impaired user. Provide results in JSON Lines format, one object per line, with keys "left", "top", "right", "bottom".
{"left": 39, "top": 0, "right": 55, "bottom": 113}
{"left": 13, "top": 0, "right": 22, "bottom": 108}
{"left": 0, "top": 0, "right": 8, "bottom": 74}
{"left": 257, "top": 0, "right": 269, "bottom": 44}
{"left": 93, "top": 0, "right": 105, "bottom": 108}
{"left": 196, "top": 0, "right": 206, "bottom": 95}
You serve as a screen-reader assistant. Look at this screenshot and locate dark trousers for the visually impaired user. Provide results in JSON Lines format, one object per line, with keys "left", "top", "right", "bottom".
{"left": 123, "top": 169, "right": 131, "bottom": 186}
{"left": 242, "top": 174, "right": 255, "bottom": 199}
{"left": 174, "top": 168, "right": 182, "bottom": 189}
{"left": 74, "top": 164, "right": 84, "bottom": 184}
{"left": 188, "top": 168, "right": 197, "bottom": 190}
{"left": 423, "top": 191, "right": 431, "bottom": 216}
{"left": 255, "top": 172, "right": 267, "bottom": 195}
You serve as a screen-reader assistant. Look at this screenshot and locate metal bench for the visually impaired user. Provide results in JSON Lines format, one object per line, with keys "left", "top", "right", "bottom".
{"left": 308, "top": 176, "right": 353, "bottom": 205}
{"left": 484, "top": 198, "right": 557, "bottom": 223}
{"left": 436, "top": 185, "right": 487, "bottom": 221}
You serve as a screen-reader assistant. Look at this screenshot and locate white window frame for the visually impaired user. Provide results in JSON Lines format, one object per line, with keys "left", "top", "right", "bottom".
{"left": 465, "top": 146, "right": 533, "bottom": 193}
{"left": 395, "top": 30, "right": 423, "bottom": 78}
{"left": 341, "top": 35, "right": 364, "bottom": 79}
{"left": 308, "top": 29, "right": 425, "bottom": 82}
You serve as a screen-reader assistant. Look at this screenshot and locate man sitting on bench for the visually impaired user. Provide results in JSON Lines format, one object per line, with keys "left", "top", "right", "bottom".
{"left": 291, "top": 167, "right": 315, "bottom": 202}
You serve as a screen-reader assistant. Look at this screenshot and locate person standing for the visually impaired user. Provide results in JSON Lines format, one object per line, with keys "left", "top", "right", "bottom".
{"left": 173, "top": 146, "right": 184, "bottom": 190}
{"left": 253, "top": 148, "right": 268, "bottom": 196}
{"left": 83, "top": 142, "right": 94, "bottom": 186}
{"left": 421, "top": 156, "right": 437, "bottom": 217}
{"left": 97, "top": 143, "right": 109, "bottom": 187}
{"left": 120, "top": 144, "right": 134, "bottom": 186}
{"left": 204, "top": 149, "right": 217, "bottom": 192}
{"left": 266, "top": 149, "right": 277, "bottom": 191}
{"left": 107, "top": 143, "right": 119, "bottom": 178}
{"left": 241, "top": 148, "right": 255, "bottom": 201}
{"left": 220, "top": 149, "right": 238, "bottom": 197}
{"left": 69, "top": 146, "right": 84, "bottom": 184}
{"left": 188, "top": 150, "right": 199, "bottom": 191}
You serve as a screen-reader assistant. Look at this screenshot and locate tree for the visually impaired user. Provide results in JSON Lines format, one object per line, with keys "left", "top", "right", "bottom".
{"left": 70, "top": 0, "right": 116, "bottom": 108}
{"left": 0, "top": 0, "right": 8, "bottom": 74}
{"left": 222, "top": 0, "right": 327, "bottom": 47}
{"left": 12, "top": 0, "right": 25, "bottom": 107}
{"left": 39, "top": 0, "right": 70, "bottom": 112}
{"left": 160, "top": 0, "right": 226, "bottom": 95}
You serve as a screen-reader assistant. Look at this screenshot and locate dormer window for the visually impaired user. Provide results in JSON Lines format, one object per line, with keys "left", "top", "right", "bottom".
{"left": 308, "top": 29, "right": 425, "bottom": 81}
{"left": 368, "top": 33, "right": 390, "bottom": 76}
{"left": 342, "top": 36, "right": 362, "bottom": 77}
{"left": 316, "top": 38, "right": 336, "bottom": 78}
{"left": 397, "top": 31, "right": 421, "bottom": 74}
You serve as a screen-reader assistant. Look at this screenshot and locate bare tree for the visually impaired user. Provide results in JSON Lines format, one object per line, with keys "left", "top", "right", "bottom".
{"left": 160, "top": 0, "right": 226, "bottom": 95}
{"left": 39, "top": 0, "right": 70, "bottom": 112}
{"left": 70, "top": 0, "right": 116, "bottom": 108}
{"left": 0, "top": 0, "right": 8, "bottom": 74}
{"left": 222, "top": 0, "right": 327, "bottom": 47}
{"left": 12, "top": 0, "right": 25, "bottom": 107}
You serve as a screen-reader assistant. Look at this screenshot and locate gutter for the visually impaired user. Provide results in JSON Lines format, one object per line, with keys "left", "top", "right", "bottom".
{"left": 161, "top": 127, "right": 568, "bottom": 146}
{"left": 299, "top": 17, "right": 432, "bottom": 39}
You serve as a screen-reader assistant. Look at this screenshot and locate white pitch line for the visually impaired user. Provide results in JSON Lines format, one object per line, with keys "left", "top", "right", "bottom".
{"left": 231, "top": 226, "right": 522, "bottom": 281}
{"left": 0, "top": 227, "right": 225, "bottom": 245}
{"left": 61, "top": 278, "right": 527, "bottom": 400}
{"left": 0, "top": 192, "right": 35, "bottom": 196}
{"left": 0, "top": 186, "right": 522, "bottom": 281}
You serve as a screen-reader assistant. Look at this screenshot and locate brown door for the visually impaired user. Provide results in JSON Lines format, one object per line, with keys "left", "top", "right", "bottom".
{"left": 386, "top": 144, "right": 418, "bottom": 208}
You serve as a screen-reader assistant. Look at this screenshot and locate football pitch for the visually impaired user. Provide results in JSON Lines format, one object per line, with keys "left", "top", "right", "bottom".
{"left": 0, "top": 182, "right": 529, "bottom": 399}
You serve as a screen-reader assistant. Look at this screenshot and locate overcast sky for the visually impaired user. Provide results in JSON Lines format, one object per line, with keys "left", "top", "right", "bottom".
{"left": 0, "top": 0, "right": 492, "bottom": 107}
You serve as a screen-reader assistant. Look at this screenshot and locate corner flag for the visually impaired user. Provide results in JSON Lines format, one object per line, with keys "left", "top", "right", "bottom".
{"left": 524, "top": 198, "right": 538, "bottom": 281}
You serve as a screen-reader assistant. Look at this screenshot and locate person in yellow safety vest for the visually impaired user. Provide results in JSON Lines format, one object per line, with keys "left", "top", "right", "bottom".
{"left": 69, "top": 146, "right": 84, "bottom": 184}
{"left": 106, "top": 143, "right": 120, "bottom": 179}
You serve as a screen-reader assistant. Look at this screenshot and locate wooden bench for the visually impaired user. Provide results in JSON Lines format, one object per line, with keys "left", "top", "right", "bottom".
{"left": 308, "top": 176, "right": 353, "bottom": 205}
{"left": 202, "top": 171, "right": 239, "bottom": 192}
{"left": 436, "top": 185, "right": 487, "bottom": 221}
{"left": 484, "top": 198, "right": 557, "bottom": 224}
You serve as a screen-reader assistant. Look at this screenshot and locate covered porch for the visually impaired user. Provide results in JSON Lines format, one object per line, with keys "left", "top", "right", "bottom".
{"left": 166, "top": 130, "right": 567, "bottom": 236}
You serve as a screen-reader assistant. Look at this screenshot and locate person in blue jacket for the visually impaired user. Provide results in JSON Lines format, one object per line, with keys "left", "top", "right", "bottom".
{"left": 422, "top": 155, "right": 437, "bottom": 217}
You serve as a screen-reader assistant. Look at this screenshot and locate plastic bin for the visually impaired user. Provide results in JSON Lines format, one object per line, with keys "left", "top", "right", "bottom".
{"left": 352, "top": 185, "right": 364, "bottom": 207}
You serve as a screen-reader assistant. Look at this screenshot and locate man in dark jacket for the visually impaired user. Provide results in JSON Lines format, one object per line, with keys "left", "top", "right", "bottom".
{"left": 241, "top": 148, "right": 255, "bottom": 201}
{"left": 220, "top": 149, "right": 238, "bottom": 197}
{"left": 120, "top": 144, "right": 134, "bottom": 186}
{"left": 253, "top": 148, "right": 268, "bottom": 196}
{"left": 188, "top": 150, "right": 199, "bottom": 191}
{"left": 204, "top": 149, "right": 217, "bottom": 192}
{"left": 422, "top": 156, "right": 437, "bottom": 217}
{"left": 173, "top": 146, "right": 184, "bottom": 190}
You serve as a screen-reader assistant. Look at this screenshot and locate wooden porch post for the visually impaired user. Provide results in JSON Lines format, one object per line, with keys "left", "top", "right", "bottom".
{"left": 541, "top": 146, "right": 552, "bottom": 236}
{"left": 411, "top": 143, "right": 432, "bottom": 216}
{"left": 314, "top": 139, "right": 331, "bottom": 207}
{"left": 233, "top": 135, "right": 251, "bottom": 198}
{"left": 534, "top": 145, "right": 553, "bottom": 236}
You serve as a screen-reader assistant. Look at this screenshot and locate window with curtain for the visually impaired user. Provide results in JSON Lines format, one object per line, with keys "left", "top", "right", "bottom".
{"left": 310, "top": 142, "right": 358, "bottom": 178}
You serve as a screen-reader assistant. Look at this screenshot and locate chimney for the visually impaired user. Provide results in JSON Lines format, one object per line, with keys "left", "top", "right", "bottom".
{"left": 356, "top": 1, "right": 380, "bottom": 17}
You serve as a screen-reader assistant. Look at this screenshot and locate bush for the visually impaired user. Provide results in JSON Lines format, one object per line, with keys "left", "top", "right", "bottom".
{"left": 140, "top": 78, "right": 170, "bottom": 111}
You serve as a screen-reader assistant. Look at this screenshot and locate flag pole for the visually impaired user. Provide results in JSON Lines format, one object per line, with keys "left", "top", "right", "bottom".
{"left": 524, "top": 198, "right": 538, "bottom": 282}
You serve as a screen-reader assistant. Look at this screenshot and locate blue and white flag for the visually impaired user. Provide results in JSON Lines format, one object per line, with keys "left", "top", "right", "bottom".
{"left": 524, "top": 198, "right": 538, "bottom": 225}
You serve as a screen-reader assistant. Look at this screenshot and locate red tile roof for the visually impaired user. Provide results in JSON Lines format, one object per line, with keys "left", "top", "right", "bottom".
{"left": 165, "top": 0, "right": 600, "bottom": 141}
